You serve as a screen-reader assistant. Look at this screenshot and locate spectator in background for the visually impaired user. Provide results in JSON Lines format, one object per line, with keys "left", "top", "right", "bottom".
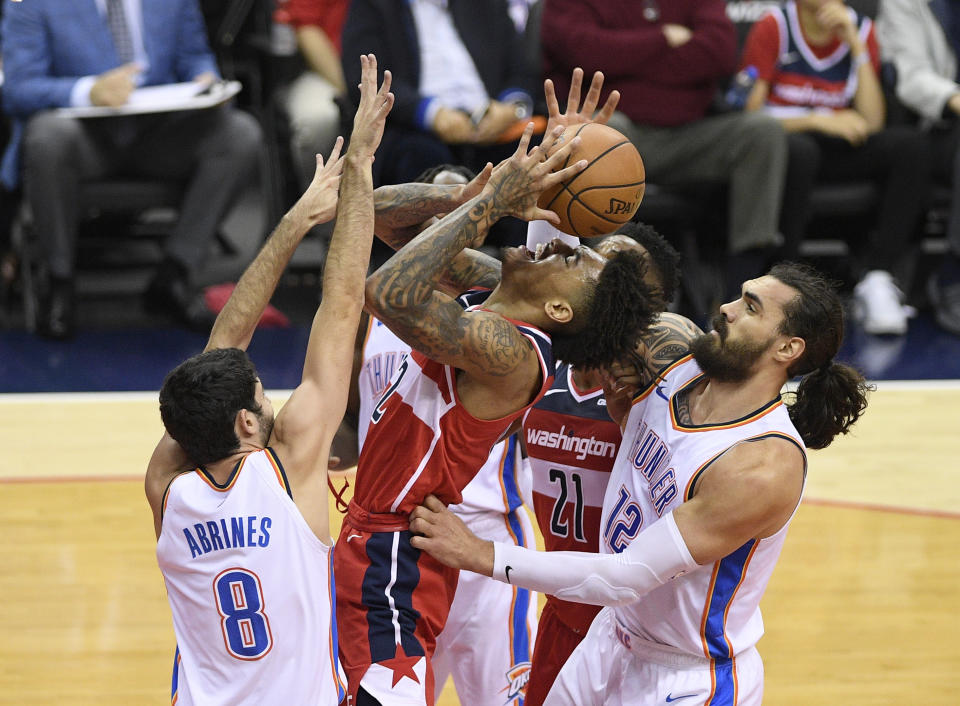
{"left": 742, "top": 0, "right": 929, "bottom": 337}
{"left": 340, "top": 0, "right": 536, "bottom": 190}
{"left": 0, "top": 0, "right": 262, "bottom": 340}
{"left": 877, "top": 0, "right": 960, "bottom": 337}
{"left": 541, "top": 0, "right": 788, "bottom": 295}
{"left": 275, "top": 0, "right": 349, "bottom": 189}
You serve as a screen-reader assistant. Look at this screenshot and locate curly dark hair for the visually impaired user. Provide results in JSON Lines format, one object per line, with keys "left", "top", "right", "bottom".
{"left": 551, "top": 250, "right": 661, "bottom": 369}
{"left": 159, "top": 348, "right": 263, "bottom": 466}
{"left": 615, "top": 221, "right": 681, "bottom": 304}
{"left": 768, "top": 262, "right": 872, "bottom": 450}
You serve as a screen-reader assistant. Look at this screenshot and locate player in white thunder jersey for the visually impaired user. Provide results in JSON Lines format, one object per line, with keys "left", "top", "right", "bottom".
{"left": 146, "top": 56, "right": 392, "bottom": 705}
{"left": 356, "top": 310, "right": 538, "bottom": 705}
{"left": 410, "top": 263, "right": 872, "bottom": 705}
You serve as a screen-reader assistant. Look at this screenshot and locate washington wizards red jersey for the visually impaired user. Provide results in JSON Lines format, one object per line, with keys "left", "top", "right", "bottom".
{"left": 353, "top": 290, "right": 555, "bottom": 516}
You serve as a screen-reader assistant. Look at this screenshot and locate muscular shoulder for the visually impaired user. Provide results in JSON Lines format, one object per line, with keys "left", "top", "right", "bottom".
{"left": 638, "top": 312, "right": 703, "bottom": 379}
{"left": 695, "top": 437, "right": 805, "bottom": 537}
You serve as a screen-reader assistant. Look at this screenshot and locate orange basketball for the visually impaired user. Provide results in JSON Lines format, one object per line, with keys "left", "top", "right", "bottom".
{"left": 537, "top": 123, "right": 645, "bottom": 238}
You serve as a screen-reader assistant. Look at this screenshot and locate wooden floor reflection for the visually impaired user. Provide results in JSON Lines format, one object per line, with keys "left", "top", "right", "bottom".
{"left": 1, "top": 386, "right": 958, "bottom": 704}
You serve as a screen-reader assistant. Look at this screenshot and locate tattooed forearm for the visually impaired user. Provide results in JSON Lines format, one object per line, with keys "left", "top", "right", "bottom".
{"left": 369, "top": 192, "right": 497, "bottom": 313}
{"left": 373, "top": 183, "right": 461, "bottom": 246}
{"left": 440, "top": 250, "right": 502, "bottom": 293}
{"left": 635, "top": 313, "right": 704, "bottom": 380}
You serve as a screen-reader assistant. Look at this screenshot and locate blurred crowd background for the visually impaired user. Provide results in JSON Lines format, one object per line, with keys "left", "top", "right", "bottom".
{"left": 1, "top": 0, "right": 959, "bottom": 356}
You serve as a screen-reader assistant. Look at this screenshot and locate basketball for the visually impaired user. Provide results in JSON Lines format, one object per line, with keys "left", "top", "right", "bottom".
{"left": 537, "top": 123, "right": 646, "bottom": 238}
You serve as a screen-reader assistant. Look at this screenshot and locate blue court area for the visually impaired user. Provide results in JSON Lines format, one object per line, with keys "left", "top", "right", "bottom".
{"left": 2, "top": 291, "right": 959, "bottom": 392}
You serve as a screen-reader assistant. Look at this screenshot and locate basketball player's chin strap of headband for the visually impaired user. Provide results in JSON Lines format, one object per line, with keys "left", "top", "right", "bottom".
{"left": 491, "top": 511, "right": 697, "bottom": 607}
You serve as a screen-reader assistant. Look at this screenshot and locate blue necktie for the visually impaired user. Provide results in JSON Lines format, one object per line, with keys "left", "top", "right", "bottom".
{"left": 106, "top": 0, "right": 135, "bottom": 65}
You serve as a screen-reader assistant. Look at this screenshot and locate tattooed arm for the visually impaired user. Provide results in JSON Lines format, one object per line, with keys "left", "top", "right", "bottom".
{"left": 604, "top": 313, "right": 704, "bottom": 427}
{"left": 373, "top": 168, "right": 488, "bottom": 247}
{"left": 365, "top": 125, "right": 585, "bottom": 382}
{"left": 373, "top": 172, "right": 503, "bottom": 294}
{"left": 634, "top": 312, "right": 704, "bottom": 382}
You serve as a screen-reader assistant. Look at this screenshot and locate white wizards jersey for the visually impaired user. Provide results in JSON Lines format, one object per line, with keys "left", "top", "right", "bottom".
{"left": 358, "top": 314, "right": 530, "bottom": 517}
{"left": 157, "top": 448, "right": 345, "bottom": 705}
{"left": 601, "top": 355, "right": 806, "bottom": 661}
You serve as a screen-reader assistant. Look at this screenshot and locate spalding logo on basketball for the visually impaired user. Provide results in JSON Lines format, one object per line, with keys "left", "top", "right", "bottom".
{"left": 537, "top": 123, "right": 646, "bottom": 238}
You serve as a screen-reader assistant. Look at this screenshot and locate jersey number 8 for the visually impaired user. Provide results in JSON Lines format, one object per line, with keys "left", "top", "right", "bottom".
{"left": 213, "top": 568, "right": 274, "bottom": 660}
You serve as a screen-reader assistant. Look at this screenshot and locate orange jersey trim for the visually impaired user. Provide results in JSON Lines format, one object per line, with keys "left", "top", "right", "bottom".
{"left": 195, "top": 456, "right": 247, "bottom": 492}
{"left": 631, "top": 354, "right": 693, "bottom": 406}
{"left": 264, "top": 448, "right": 292, "bottom": 496}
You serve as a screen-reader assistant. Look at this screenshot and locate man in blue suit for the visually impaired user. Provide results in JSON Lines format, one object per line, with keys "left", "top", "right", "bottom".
{"left": 1, "top": 0, "right": 263, "bottom": 339}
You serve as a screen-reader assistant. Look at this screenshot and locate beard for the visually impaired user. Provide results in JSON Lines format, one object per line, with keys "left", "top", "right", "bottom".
{"left": 257, "top": 410, "right": 275, "bottom": 446}
{"left": 690, "top": 312, "right": 773, "bottom": 382}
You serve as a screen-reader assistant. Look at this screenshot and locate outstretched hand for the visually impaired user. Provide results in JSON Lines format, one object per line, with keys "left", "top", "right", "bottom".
{"left": 349, "top": 54, "right": 395, "bottom": 161}
{"left": 409, "top": 495, "right": 495, "bottom": 576}
{"left": 483, "top": 124, "right": 587, "bottom": 224}
{"left": 544, "top": 68, "right": 620, "bottom": 137}
{"left": 290, "top": 137, "right": 345, "bottom": 227}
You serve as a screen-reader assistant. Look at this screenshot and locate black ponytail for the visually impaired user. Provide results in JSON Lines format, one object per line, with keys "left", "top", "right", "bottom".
{"left": 768, "top": 263, "right": 872, "bottom": 449}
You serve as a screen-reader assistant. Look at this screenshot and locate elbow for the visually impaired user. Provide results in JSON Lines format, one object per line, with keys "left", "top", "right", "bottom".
{"left": 364, "top": 274, "right": 393, "bottom": 319}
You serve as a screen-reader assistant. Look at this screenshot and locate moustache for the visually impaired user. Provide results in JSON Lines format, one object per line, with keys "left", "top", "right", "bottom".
{"left": 711, "top": 312, "right": 727, "bottom": 339}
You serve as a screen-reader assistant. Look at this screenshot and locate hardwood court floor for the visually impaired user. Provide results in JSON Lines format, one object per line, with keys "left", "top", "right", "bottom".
{"left": 1, "top": 385, "right": 958, "bottom": 704}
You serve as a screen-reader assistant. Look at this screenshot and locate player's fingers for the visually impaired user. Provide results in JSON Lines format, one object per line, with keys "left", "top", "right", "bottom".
{"left": 538, "top": 124, "right": 566, "bottom": 156}
{"left": 378, "top": 68, "right": 392, "bottom": 97}
{"left": 581, "top": 71, "right": 604, "bottom": 117}
{"left": 545, "top": 159, "right": 588, "bottom": 189}
{"left": 544, "top": 78, "right": 560, "bottom": 118}
{"left": 565, "top": 67, "right": 584, "bottom": 115}
{"left": 327, "top": 136, "right": 345, "bottom": 166}
{"left": 360, "top": 54, "right": 377, "bottom": 101}
{"left": 515, "top": 122, "right": 536, "bottom": 157}
{"left": 596, "top": 90, "right": 621, "bottom": 124}
{"left": 378, "top": 92, "right": 396, "bottom": 118}
{"left": 423, "top": 494, "right": 446, "bottom": 512}
{"left": 541, "top": 134, "right": 581, "bottom": 171}
{"left": 530, "top": 207, "right": 562, "bottom": 226}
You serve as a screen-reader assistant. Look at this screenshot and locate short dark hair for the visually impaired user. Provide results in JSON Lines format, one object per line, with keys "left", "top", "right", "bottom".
{"left": 159, "top": 348, "right": 262, "bottom": 466}
{"left": 551, "top": 250, "right": 661, "bottom": 369}
{"left": 615, "top": 221, "right": 681, "bottom": 303}
{"left": 769, "top": 262, "right": 872, "bottom": 450}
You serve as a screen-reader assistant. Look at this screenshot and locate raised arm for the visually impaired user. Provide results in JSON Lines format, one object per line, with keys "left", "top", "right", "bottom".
{"left": 269, "top": 55, "right": 393, "bottom": 481}
{"left": 145, "top": 122, "right": 344, "bottom": 536}
{"left": 205, "top": 141, "right": 344, "bottom": 353}
{"left": 364, "top": 126, "right": 585, "bottom": 378}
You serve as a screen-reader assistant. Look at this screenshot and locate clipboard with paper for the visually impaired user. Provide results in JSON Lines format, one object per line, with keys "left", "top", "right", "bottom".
{"left": 54, "top": 80, "right": 242, "bottom": 119}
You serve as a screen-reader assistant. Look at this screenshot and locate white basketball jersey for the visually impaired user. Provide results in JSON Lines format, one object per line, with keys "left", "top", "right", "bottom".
{"left": 157, "top": 449, "right": 345, "bottom": 705}
{"left": 601, "top": 355, "right": 806, "bottom": 660}
{"left": 358, "top": 314, "right": 531, "bottom": 517}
